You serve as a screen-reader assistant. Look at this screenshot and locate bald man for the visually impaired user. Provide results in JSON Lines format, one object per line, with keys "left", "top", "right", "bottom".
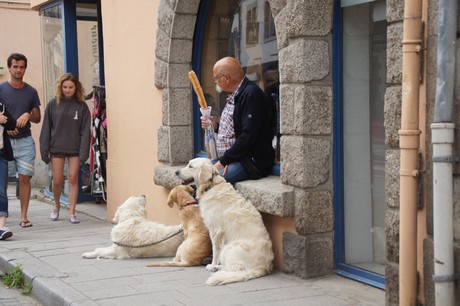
{"left": 201, "top": 57, "right": 275, "bottom": 184}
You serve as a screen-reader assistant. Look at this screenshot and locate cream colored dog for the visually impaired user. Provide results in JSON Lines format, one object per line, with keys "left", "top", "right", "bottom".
{"left": 147, "top": 185, "right": 211, "bottom": 267}
{"left": 176, "top": 158, "right": 274, "bottom": 285}
{"left": 82, "top": 195, "right": 184, "bottom": 259}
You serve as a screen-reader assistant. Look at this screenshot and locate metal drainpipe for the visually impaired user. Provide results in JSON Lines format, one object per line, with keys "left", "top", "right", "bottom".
{"left": 399, "top": 0, "right": 423, "bottom": 304}
{"left": 431, "top": 0, "right": 458, "bottom": 304}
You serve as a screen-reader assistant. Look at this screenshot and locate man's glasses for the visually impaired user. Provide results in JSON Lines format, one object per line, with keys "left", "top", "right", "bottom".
{"left": 213, "top": 74, "right": 226, "bottom": 81}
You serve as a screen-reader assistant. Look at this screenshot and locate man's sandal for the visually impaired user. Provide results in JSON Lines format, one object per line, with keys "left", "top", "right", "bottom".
{"left": 19, "top": 220, "right": 33, "bottom": 228}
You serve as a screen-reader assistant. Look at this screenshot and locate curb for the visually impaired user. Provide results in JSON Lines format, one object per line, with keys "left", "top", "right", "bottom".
{"left": 0, "top": 188, "right": 104, "bottom": 306}
{"left": 0, "top": 252, "right": 93, "bottom": 306}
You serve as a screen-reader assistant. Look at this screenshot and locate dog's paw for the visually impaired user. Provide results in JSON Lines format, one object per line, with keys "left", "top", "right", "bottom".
{"left": 206, "top": 264, "right": 222, "bottom": 272}
{"left": 206, "top": 264, "right": 218, "bottom": 272}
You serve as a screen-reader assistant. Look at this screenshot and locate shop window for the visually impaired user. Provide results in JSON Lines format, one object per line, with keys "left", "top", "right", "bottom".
{"left": 333, "top": 0, "right": 388, "bottom": 288}
{"left": 195, "top": 0, "right": 280, "bottom": 170}
{"left": 76, "top": 3, "right": 102, "bottom": 91}
{"left": 39, "top": 0, "right": 104, "bottom": 203}
{"left": 40, "top": 0, "right": 104, "bottom": 103}
{"left": 41, "top": 3, "right": 64, "bottom": 103}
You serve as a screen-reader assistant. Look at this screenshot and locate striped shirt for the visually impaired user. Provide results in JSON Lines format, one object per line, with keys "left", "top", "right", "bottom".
{"left": 216, "top": 78, "right": 244, "bottom": 157}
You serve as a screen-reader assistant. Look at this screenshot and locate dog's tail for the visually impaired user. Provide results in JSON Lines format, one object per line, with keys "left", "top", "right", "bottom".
{"left": 206, "top": 268, "right": 270, "bottom": 286}
{"left": 146, "top": 261, "right": 197, "bottom": 267}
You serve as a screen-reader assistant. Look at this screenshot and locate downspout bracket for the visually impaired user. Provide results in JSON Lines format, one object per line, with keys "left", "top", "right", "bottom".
{"left": 432, "top": 156, "right": 460, "bottom": 163}
{"left": 432, "top": 274, "right": 458, "bottom": 283}
{"left": 400, "top": 169, "right": 420, "bottom": 177}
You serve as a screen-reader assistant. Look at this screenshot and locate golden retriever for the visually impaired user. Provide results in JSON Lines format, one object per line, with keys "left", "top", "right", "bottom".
{"left": 176, "top": 158, "right": 274, "bottom": 285}
{"left": 147, "top": 185, "right": 212, "bottom": 267}
{"left": 82, "top": 195, "right": 184, "bottom": 259}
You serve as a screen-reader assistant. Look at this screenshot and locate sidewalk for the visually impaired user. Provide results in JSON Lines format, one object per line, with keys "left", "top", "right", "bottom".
{"left": 0, "top": 185, "right": 385, "bottom": 306}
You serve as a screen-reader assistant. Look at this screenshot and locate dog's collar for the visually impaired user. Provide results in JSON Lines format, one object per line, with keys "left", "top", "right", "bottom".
{"left": 205, "top": 185, "right": 213, "bottom": 192}
{"left": 180, "top": 201, "right": 198, "bottom": 210}
{"left": 207, "top": 169, "right": 225, "bottom": 188}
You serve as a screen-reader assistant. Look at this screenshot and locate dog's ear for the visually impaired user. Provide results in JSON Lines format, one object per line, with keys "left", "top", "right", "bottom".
{"left": 167, "top": 187, "right": 177, "bottom": 208}
{"left": 185, "top": 185, "right": 195, "bottom": 195}
{"left": 113, "top": 209, "right": 120, "bottom": 223}
{"left": 213, "top": 173, "right": 226, "bottom": 185}
{"left": 198, "top": 162, "right": 214, "bottom": 186}
{"left": 140, "top": 196, "right": 146, "bottom": 207}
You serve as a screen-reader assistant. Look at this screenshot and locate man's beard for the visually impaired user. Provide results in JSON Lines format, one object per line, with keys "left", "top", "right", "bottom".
{"left": 215, "top": 84, "right": 223, "bottom": 93}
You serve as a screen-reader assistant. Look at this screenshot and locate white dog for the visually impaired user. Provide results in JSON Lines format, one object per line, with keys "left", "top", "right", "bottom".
{"left": 176, "top": 158, "right": 274, "bottom": 285}
{"left": 82, "top": 195, "right": 184, "bottom": 259}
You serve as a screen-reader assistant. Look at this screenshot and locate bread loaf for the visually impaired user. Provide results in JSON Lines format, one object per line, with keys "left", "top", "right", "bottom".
{"left": 188, "top": 70, "right": 207, "bottom": 109}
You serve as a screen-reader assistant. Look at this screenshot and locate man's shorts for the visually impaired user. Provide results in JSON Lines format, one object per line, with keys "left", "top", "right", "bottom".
{"left": 8, "top": 136, "right": 36, "bottom": 177}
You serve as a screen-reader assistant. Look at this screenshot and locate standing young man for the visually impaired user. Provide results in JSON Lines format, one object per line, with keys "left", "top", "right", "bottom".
{"left": 0, "top": 53, "right": 41, "bottom": 228}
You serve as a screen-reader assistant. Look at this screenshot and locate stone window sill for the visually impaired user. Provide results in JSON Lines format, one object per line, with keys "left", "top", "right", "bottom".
{"left": 154, "top": 164, "right": 294, "bottom": 217}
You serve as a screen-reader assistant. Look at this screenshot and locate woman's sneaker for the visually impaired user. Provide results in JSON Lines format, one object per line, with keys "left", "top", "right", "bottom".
{"left": 50, "top": 208, "right": 59, "bottom": 221}
{"left": 68, "top": 215, "right": 80, "bottom": 224}
{"left": 0, "top": 227, "right": 12, "bottom": 240}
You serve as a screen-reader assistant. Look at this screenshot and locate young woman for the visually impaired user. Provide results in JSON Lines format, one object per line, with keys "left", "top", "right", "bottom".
{"left": 40, "top": 73, "right": 91, "bottom": 224}
{"left": 0, "top": 102, "right": 17, "bottom": 239}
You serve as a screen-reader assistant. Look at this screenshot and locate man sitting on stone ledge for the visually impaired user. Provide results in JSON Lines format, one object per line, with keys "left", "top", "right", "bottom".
{"left": 201, "top": 57, "right": 275, "bottom": 184}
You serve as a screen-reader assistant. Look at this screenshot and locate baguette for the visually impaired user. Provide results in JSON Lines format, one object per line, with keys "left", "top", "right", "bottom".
{"left": 188, "top": 70, "right": 207, "bottom": 109}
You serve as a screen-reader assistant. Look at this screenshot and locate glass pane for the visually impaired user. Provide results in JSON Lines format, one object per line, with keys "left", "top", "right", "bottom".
{"left": 263, "top": 2, "right": 276, "bottom": 41}
{"left": 40, "top": 4, "right": 64, "bottom": 104}
{"left": 76, "top": 3, "right": 98, "bottom": 18}
{"left": 200, "top": 0, "right": 280, "bottom": 161}
{"left": 77, "top": 3, "right": 100, "bottom": 91}
{"left": 342, "top": 0, "right": 387, "bottom": 275}
{"left": 77, "top": 19, "right": 100, "bottom": 91}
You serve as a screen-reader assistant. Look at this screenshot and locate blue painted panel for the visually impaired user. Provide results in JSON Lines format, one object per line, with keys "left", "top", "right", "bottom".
{"left": 96, "top": 0, "right": 105, "bottom": 85}
{"left": 192, "top": 0, "right": 211, "bottom": 155}
{"left": 63, "top": 0, "right": 79, "bottom": 74}
{"left": 333, "top": 0, "right": 345, "bottom": 266}
{"left": 337, "top": 263, "right": 386, "bottom": 289}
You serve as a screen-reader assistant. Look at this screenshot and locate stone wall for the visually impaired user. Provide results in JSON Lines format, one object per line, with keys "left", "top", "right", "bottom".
{"left": 153, "top": 0, "right": 336, "bottom": 280}
{"left": 154, "top": 0, "right": 199, "bottom": 164}
{"left": 384, "top": 0, "right": 404, "bottom": 305}
{"left": 390, "top": 0, "right": 460, "bottom": 305}
{"left": 424, "top": 1, "right": 460, "bottom": 305}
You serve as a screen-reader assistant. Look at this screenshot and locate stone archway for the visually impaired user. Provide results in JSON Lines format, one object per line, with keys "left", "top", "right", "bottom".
{"left": 154, "top": 0, "right": 336, "bottom": 279}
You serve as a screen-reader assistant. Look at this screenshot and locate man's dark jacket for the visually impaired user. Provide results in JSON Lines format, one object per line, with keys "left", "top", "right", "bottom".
{"left": 219, "top": 77, "right": 275, "bottom": 178}
{"left": 0, "top": 102, "right": 17, "bottom": 161}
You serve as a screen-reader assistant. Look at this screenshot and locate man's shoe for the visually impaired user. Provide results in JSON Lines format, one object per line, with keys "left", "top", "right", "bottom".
{"left": 0, "top": 228, "right": 13, "bottom": 240}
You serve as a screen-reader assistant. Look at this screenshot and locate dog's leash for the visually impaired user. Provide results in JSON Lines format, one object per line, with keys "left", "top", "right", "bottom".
{"left": 112, "top": 227, "right": 184, "bottom": 248}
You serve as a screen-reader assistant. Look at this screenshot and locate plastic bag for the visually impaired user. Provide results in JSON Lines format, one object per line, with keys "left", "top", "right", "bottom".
{"left": 200, "top": 106, "right": 218, "bottom": 160}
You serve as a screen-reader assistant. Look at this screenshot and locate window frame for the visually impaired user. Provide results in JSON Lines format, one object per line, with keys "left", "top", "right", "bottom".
{"left": 192, "top": 0, "right": 280, "bottom": 176}
{"left": 332, "top": 0, "right": 386, "bottom": 289}
{"left": 40, "top": 0, "right": 104, "bottom": 83}
{"left": 191, "top": 0, "right": 212, "bottom": 157}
